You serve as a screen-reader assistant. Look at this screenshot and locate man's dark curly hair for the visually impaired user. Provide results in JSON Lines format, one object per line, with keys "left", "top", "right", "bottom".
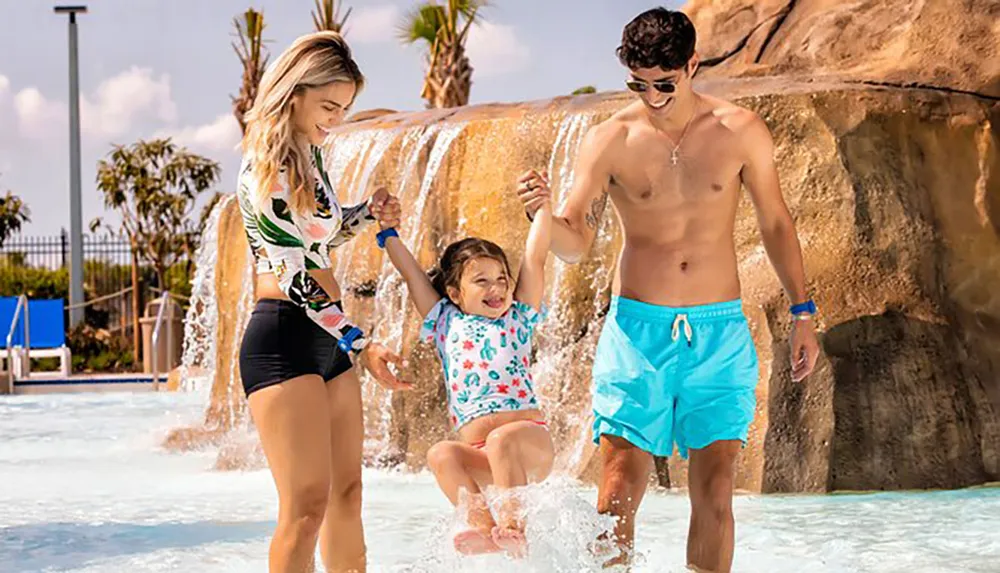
{"left": 616, "top": 8, "right": 696, "bottom": 72}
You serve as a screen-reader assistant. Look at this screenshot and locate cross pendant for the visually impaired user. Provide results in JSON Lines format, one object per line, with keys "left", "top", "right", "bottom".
{"left": 671, "top": 148, "right": 680, "bottom": 166}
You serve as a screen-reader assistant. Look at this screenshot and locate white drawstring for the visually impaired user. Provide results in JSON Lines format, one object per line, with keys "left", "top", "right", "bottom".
{"left": 671, "top": 313, "right": 693, "bottom": 345}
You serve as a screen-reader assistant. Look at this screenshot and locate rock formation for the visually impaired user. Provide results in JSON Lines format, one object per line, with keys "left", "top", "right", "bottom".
{"left": 684, "top": 0, "right": 1000, "bottom": 98}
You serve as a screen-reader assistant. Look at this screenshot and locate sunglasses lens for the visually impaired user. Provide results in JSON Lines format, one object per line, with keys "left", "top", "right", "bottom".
{"left": 625, "top": 80, "right": 647, "bottom": 93}
{"left": 655, "top": 82, "right": 676, "bottom": 94}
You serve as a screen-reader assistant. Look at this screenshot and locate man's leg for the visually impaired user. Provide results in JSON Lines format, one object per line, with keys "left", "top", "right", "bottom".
{"left": 596, "top": 434, "right": 654, "bottom": 568}
{"left": 686, "top": 440, "right": 741, "bottom": 573}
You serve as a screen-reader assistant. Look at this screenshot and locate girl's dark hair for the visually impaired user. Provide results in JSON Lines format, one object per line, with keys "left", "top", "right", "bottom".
{"left": 428, "top": 238, "right": 513, "bottom": 299}
{"left": 616, "top": 7, "right": 696, "bottom": 71}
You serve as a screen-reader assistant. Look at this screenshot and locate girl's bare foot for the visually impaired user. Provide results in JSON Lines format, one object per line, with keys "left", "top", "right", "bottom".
{"left": 491, "top": 525, "right": 528, "bottom": 559}
{"left": 453, "top": 529, "right": 502, "bottom": 555}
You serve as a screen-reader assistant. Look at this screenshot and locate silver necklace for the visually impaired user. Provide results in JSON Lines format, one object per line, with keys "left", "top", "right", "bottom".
{"left": 664, "top": 99, "right": 699, "bottom": 166}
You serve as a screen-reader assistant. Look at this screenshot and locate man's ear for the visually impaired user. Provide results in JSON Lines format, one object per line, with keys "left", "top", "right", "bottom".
{"left": 688, "top": 53, "right": 700, "bottom": 77}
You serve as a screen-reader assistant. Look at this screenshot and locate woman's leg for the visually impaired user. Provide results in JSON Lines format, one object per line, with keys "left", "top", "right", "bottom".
{"left": 248, "top": 374, "right": 332, "bottom": 573}
{"left": 317, "top": 368, "right": 367, "bottom": 573}
{"left": 484, "top": 421, "right": 555, "bottom": 554}
{"left": 425, "top": 440, "right": 498, "bottom": 554}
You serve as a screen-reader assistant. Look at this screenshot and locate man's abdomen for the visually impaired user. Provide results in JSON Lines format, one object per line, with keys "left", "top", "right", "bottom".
{"left": 615, "top": 240, "right": 741, "bottom": 307}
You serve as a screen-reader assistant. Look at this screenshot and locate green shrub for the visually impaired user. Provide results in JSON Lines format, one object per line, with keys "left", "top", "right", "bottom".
{"left": 0, "top": 264, "right": 68, "bottom": 299}
{"left": 65, "top": 324, "right": 134, "bottom": 373}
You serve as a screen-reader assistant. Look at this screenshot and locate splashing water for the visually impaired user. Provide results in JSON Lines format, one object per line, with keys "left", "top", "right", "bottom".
{"left": 407, "top": 477, "right": 617, "bottom": 573}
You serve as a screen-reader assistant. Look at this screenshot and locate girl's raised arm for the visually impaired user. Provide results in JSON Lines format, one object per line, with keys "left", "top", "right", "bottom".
{"left": 513, "top": 201, "right": 552, "bottom": 311}
{"left": 383, "top": 234, "right": 442, "bottom": 318}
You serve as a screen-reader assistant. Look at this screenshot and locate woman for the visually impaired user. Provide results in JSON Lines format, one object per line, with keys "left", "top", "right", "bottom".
{"left": 237, "top": 31, "right": 408, "bottom": 573}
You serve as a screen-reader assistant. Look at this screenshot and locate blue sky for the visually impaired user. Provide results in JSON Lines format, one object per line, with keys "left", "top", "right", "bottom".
{"left": 0, "top": 0, "right": 680, "bottom": 236}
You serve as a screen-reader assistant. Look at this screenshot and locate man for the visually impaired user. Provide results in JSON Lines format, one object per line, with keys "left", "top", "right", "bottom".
{"left": 516, "top": 7, "right": 820, "bottom": 572}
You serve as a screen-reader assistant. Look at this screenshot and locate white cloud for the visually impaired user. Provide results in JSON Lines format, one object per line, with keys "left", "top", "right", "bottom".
{"left": 348, "top": 5, "right": 400, "bottom": 44}
{"left": 14, "top": 87, "right": 65, "bottom": 139}
{"left": 0, "top": 75, "right": 9, "bottom": 97}
{"left": 156, "top": 113, "right": 241, "bottom": 154}
{"left": 82, "top": 67, "right": 177, "bottom": 138}
{"left": 10, "top": 67, "right": 177, "bottom": 140}
{"left": 465, "top": 21, "right": 530, "bottom": 78}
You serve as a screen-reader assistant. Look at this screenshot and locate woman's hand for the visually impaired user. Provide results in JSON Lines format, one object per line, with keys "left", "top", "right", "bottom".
{"left": 369, "top": 188, "right": 402, "bottom": 230}
{"left": 358, "top": 342, "right": 413, "bottom": 391}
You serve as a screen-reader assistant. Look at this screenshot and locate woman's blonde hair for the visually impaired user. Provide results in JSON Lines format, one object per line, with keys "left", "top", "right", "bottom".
{"left": 242, "top": 31, "right": 365, "bottom": 213}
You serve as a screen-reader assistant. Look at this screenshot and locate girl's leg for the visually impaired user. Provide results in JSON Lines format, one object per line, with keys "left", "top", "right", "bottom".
{"left": 317, "top": 369, "right": 366, "bottom": 573}
{"left": 483, "top": 421, "right": 555, "bottom": 555}
{"left": 426, "top": 440, "right": 498, "bottom": 554}
{"left": 248, "top": 374, "right": 332, "bottom": 573}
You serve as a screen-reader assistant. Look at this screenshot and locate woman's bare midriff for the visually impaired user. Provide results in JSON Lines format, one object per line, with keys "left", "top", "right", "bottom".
{"left": 254, "top": 269, "right": 343, "bottom": 303}
{"left": 457, "top": 408, "right": 546, "bottom": 445}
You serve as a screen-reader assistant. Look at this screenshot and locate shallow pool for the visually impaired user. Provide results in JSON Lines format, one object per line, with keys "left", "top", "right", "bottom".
{"left": 1, "top": 392, "right": 996, "bottom": 572}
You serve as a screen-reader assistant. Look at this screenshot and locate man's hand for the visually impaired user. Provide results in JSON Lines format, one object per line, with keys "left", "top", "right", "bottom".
{"left": 790, "top": 319, "right": 820, "bottom": 382}
{"left": 369, "top": 187, "right": 401, "bottom": 230}
{"left": 516, "top": 170, "right": 551, "bottom": 219}
{"left": 358, "top": 342, "right": 412, "bottom": 391}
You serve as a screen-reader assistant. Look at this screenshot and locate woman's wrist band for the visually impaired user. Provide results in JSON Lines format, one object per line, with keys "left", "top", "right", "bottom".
{"left": 338, "top": 327, "right": 367, "bottom": 354}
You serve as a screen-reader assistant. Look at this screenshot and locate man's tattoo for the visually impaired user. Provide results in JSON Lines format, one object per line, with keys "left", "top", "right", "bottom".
{"left": 585, "top": 191, "right": 609, "bottom": 230}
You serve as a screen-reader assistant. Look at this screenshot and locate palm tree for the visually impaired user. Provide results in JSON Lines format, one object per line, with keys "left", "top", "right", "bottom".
{"left": 232, "top": 8, "right": 269, "bottom": 135}
{"left": 312, "top": 0, "right": 352, "bottom": 33}
{"left": 398, "top": 0, "right": 487, "bottom": 109}
{"left": 0, "top": 178, "right": 30, "bottom": 247}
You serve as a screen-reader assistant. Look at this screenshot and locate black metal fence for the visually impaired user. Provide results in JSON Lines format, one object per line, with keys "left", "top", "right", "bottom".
{"left": 0, "top": 230, "right": 149, "bottom": 336}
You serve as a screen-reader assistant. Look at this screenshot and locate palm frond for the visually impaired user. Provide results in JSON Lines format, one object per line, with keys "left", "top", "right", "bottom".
{"left": 232, "top": 8, "right": 267, "bottom": 64}
{"left": 231, "top": 8, "right": 269, "bottom": 134}
{"left": 312, "top": 0, "right": 352, "bottom": 33}
{"left": 397, "top": 4, "right": 446, "bottom": 45}
{"left": 453, "top": 0, "right": 488, "bottom": 20}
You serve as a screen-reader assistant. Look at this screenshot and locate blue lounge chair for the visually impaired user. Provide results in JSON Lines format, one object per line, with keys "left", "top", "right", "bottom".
{"left": 1, "top": 297, "right": 72, "bottom": 377}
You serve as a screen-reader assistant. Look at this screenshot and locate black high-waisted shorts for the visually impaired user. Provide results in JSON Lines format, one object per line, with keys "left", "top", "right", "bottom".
{"left": 239, "top": 298, "right": 354, "bottom": 397}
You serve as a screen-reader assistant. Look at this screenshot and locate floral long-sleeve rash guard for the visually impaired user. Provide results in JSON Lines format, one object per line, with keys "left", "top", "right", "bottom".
{"left": 237, "top": 145, "right": 376, "bottom": 357}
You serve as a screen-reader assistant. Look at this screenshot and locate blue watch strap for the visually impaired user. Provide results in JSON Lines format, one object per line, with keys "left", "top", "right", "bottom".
{"left": 376, "top": 227, "right": 399, "bottom": 248}
{"left": 790, "top": 300, "right": 817, "bottom": 315}
{"left": 337, "top": 327, "right": 365, "bottom": 354}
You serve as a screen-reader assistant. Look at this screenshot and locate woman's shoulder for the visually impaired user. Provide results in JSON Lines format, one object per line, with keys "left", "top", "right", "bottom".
{"left": 239, "top": 154, "right": 290, "bottom": 197}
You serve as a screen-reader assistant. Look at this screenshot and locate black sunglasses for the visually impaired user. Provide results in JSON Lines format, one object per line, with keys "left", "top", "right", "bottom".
{"left": 625, "top": 79, "right": 677, "bottom": 94}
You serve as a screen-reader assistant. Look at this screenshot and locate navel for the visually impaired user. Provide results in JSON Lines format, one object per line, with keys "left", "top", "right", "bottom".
{"left": 680, "top": 261, "right": 689, "bottom": 271}
{"left": 711, "top": 183, "right": 723, "bottom": 192}
{"left": 641, "top": 190, "right": 653, "bottom": 199}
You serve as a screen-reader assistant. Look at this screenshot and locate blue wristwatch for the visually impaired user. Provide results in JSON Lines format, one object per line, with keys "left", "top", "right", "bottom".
{"left": 376, "top": 227, "right": 399, "bottom": 249}
{"left": 790, "top": 299, "right": 817, "bottom": 315}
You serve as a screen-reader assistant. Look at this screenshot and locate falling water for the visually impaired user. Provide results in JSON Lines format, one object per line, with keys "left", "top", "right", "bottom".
{"left": 364, "top": 122, "right": 468, "bottom": 463}
{"left": 528, "top": 112, "right": 616, "bottom": 474}
{"left": 178, "top": 195, "right": 229, "bottom": 397}
{"left": 327, "top": 127, "right": 409, "bottom": 283}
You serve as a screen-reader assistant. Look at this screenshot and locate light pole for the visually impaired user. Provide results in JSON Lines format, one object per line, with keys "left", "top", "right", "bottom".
{"left": 54, "top": 5, "right": 87, "bottom": 327}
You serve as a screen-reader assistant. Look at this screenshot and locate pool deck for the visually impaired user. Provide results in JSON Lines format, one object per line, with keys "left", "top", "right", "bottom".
{"left": 10, "top": 372, "right": 163, "bottom": 394}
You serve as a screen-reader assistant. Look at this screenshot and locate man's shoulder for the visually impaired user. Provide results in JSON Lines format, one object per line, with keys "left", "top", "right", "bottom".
{"left": 592, "top": 110, "right": 632, "bottom": 140}
{"left": 702, "top": 95, "right": 768, "bottom": 137}
{"left": 585, "top": 104, "right": 643, "bottom": 153}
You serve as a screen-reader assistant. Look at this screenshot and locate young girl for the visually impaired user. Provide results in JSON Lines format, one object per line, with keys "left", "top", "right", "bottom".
{"left": 379, "top": 199, "right": 555, "bottom": 557}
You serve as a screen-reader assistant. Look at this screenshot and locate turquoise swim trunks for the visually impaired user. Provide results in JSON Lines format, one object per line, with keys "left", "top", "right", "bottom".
{"left": 591, "top": 296, "right": 759, "bottom": 459}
